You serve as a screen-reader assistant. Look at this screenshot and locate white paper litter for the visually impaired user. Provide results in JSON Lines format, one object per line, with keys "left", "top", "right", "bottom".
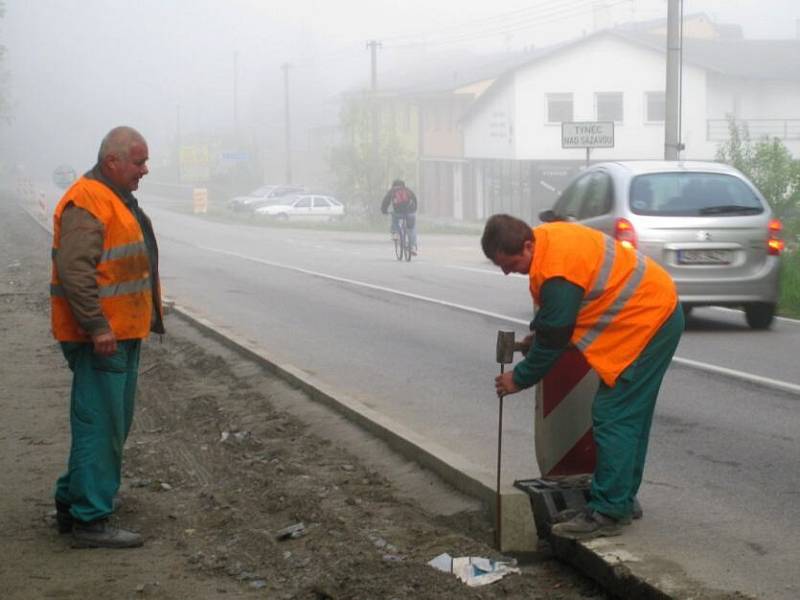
{"left": 428, "top": 552, "right": 520, "bottom": 586}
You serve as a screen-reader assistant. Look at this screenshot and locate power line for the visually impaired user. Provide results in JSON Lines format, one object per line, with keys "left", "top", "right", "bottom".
{"left": 383, "top": 0, "right": 632, "bottom": 50}
{"left": 379, "top": 0, "right": 591, "bottom": 45}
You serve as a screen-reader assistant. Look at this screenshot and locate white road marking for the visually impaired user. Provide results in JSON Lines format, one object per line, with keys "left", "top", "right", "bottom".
{"left": 193, "top": 242, "right": 800, "bottom": 397}
{"left": 196, "top": 243, "right": 530, "bottom": 325}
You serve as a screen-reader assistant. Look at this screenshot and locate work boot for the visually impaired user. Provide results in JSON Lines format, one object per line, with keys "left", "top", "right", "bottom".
{"left": 554, "top": 497, "right": 643, "bottom": 526}
{"left": 552, "top": 507, "right": 582, "bottom": 524}
{"left": 551, "top": 509, "right": 625, "bottom": 540}
{"left": 55, "top": 496, "right": 123, "bottom": 534}
{"left": 55, "top": 500, "right": 73, "bottom": 534}
{"left": 72, "top": 519, "right": 143, "bottom": 549}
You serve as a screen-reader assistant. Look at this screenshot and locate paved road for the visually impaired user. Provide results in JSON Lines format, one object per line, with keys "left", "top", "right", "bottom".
{"left": 17, "top": 186, "right": 800, "bottom": 598}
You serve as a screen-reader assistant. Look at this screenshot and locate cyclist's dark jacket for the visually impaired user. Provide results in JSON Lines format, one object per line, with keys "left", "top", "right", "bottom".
{"left": 381, "top": 184, "right": 418, "bottom": 215}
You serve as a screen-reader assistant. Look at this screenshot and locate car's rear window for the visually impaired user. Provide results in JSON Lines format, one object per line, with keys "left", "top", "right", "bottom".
{"left": 629, "top": 172, "right": 763, "bottom": 216}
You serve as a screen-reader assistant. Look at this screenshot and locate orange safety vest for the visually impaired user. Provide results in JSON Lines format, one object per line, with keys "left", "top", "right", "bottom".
{"left": 51, "top": 176, "right": 155, "bottom": 342}
{"left": 529, "top": 222, "right": 677, "bottom": 387}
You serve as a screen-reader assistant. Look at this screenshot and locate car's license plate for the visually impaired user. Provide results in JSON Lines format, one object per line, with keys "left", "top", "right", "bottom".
{"left": 678, "top": 249, "right": 733, "bottom": 265}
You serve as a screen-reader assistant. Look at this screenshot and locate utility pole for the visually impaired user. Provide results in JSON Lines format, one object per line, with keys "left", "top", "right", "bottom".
{"left": 176, "top": 104, "right": 182, "bottom": 183}
{"left": 366, "top": 40, "right": 381, "bottom": 186}
{"left": 233, "top": 51, "right": 239, "bottom": 140}
{"left": 282, "top": 62, "right": 292, "bottom": 184}
{"left": 664, "top": 0, "right": 683, "bottom": 160}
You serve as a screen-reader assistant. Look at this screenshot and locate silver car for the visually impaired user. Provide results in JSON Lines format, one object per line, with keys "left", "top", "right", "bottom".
{"left": 539, "top": 160, "right": 784, "bottom": 329}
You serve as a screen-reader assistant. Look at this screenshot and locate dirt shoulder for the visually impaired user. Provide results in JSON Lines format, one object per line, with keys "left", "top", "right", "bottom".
{"left": 0, "top": 191, "right": 606, "bottom": 599}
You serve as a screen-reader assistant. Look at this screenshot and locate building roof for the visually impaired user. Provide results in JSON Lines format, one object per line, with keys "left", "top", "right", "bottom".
{"left": 461, "top": 29, "right": 800, "bottom": 123}
{"left": 619, "top": 31, "right": 800, "bottom": 81}
{"left": 374, "top": 49, "right": 544, "bottom": 97}
{"left": 616, "top": 11, "right": 744, "bottom": 40}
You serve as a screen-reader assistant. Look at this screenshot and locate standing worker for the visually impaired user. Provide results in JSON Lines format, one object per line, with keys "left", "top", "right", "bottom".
{"left": 50, "top": 126, "right": 164, "bottom": 548}
{"left": 482, "top": 214, "right": 683, "bottom": 539}
{"left": 381, "top": 179, "right": 418, "bottom": 255}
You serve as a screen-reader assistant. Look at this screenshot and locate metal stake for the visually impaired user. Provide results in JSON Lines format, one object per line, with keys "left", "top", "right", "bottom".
{"left": 496, "top": 364, "right": 504, "bottom": 549}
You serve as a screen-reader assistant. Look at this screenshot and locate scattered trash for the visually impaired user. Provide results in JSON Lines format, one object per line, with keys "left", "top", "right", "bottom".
{"left": 159, "top": 482, "right": 173, "bottom": 491}
{"left": 220, "top": 430, "right": 250, "bottom": 443}
{"left": 276, "top": 522, "right": 306, "bottom": 540}
{"left": 428, "top": 552, "right": 520, "bottom": 587}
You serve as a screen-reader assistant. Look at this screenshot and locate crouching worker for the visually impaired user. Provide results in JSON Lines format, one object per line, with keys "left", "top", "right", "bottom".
{"left": 481, "top": 214, "right": 683, "bottom": 539}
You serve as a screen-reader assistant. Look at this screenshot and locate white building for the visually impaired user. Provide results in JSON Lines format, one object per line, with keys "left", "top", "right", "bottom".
{"left": 460, "top": 29, "right": 800, "bottom": 222}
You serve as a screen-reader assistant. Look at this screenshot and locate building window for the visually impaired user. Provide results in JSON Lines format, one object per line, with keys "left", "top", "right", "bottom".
{"left": 596, "top": 92, "right": 623, "bottom": 122}
{"left": 645, "top": 92, "right": 665, "bottom": 122}
{"left": 546, "top": 93, "right": 573, "bottom": 123}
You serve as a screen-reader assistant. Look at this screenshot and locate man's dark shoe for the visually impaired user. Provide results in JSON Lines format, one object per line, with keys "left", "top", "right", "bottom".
{"left": 55, "top": 500, "right": 73, "bottom": 534}
{"left": 72, "top": 518, "right": 143, "bottom": 549}
{"left": 632, "top": 497, "right": 643, "bottom": 520}
{"left": 55, "top": 496, "right": 123, "bottom": 534}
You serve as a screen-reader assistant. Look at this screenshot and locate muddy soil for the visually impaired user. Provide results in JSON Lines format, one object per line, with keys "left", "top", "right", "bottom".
{"left": 0, "top": 192, "right": 608, "bottom": 599}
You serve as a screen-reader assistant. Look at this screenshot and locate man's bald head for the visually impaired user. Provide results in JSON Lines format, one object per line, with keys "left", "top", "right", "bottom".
{"left": 98, "top": 126, "right": 149, "bottom": 192}
{"left": 97, "top": 126, "right": 146, "bottom": 162}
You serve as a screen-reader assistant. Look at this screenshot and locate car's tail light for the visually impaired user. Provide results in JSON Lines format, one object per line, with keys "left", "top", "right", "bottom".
{"left": 614, "top": 218, "right": 638, "bottom": 249}
{"left": 768, "top": 218, "right": 784, "bottom": 256}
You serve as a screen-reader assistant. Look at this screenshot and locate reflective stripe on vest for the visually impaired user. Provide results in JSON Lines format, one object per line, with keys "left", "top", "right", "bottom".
{"left": 51, "top": 276, "right": 151, "bottom": 299}
{"left": 530, "top": 222, "right": 677, "bottom": 386}
{"left": 582, "top": 235, "right": 615, "bottom": 302}
{"left": 100, "top": 240, "right": 148, "bottom": 263}
{"left": 575, "top": 251, "right": 646, "bottom": 351}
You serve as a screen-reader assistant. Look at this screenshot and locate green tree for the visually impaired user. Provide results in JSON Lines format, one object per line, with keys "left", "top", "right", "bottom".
{"left": 327, "top": 94, "right": 414, "bottom": 221}
{"left": 716, "top": 116, "right": 800, "bottom": 219}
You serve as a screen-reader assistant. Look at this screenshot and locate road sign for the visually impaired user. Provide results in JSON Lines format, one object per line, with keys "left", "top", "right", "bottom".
{"left": 52, "top": 165, "right": 77, "bottom": 189}
{"left": 561, "top": 121, "right": 615, "bottom": 149}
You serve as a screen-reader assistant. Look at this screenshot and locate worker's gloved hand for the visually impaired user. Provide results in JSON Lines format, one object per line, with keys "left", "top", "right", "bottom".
{"left": 495, "top": 371, "right": 520, "bottom": 398}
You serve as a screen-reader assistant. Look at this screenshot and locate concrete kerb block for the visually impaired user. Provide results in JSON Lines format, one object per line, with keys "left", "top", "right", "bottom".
{"left": 497, "top": 488, "right": 538, "bottom": 553}
{"left": 550, "top": 535, "right": 672, "bottom": 600}
{"left": 171, "top": 304, "right": 538, "bottom": 553}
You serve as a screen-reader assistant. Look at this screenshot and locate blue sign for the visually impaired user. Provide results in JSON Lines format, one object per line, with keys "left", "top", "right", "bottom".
{"left": 220, "top": 151, "right": 249, "bottom": 161}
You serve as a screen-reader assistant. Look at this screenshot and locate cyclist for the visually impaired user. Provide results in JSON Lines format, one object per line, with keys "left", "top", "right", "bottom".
{"left": 381, "top": 179, "right": 418, "bottom": 255}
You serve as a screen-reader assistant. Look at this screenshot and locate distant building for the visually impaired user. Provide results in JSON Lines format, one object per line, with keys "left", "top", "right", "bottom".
{"left": 459, "top": 28, "right": 800, "bottom": 222}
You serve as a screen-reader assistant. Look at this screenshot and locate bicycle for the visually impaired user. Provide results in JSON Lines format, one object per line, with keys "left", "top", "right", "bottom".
{"left": 392, "top": 213, "right": 413, "bottom": 261}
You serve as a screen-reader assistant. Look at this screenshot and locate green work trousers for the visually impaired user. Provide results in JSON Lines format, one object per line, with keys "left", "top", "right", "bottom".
{"left": 54, "top": 339, "right": 141, "bottom": 523}
{"left": 588, "top": 306, "right": 684, "bottom": 520}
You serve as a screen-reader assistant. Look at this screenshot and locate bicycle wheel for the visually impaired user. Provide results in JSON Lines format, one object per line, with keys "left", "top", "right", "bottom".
{"left": 404, "top": 233, "right": 412, "bottom": 261}
{"left": 394, "top": 226, "right": 404, "bottom": 260}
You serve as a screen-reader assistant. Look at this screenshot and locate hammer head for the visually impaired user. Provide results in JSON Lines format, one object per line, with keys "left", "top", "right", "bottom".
{"left": 496, "top": 330, "right": 516, "bottom": 364}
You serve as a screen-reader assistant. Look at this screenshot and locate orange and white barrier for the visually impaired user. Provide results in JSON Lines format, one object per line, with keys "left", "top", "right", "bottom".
{"left": 192, "top": 188, "right": 208, "bottom": 214}
{"left": 534, "top": 348, "right": 598, "bottom": 477}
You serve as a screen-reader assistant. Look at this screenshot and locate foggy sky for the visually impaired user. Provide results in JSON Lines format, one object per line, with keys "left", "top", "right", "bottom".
{"left": 1, "top": 0, "right": 798, "bottom": 178}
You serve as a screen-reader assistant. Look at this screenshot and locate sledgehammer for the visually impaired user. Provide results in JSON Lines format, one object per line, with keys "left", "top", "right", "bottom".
{"left": 494, "top": 330, "right": 519, "bottom": 549}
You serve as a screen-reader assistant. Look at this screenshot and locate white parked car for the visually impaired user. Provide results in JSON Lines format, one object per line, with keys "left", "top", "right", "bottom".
{"left": 254, "top": 194, "right": 345, "bottom": 221}
{"left": 227, "top": 184, "right": 305, "bottom": 212}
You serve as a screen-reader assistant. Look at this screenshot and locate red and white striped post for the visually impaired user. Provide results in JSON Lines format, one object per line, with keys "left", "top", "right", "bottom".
{"left": 534, "top": 347, "right": 598, "bottom": 477}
